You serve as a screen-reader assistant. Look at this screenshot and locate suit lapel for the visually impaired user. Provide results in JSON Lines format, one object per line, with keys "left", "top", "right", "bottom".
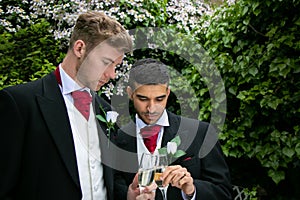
{"left": 92, "top": 92, "right": 110, "bottom": 150}
{"left": 118, "top": 122, "right": 138, "bottom": 151}
{"left": 161, "top": 112, "right": 180, "bottom": 147}
{"left": 93, "top": 93, "right": 114, "bottom": 199}
{"left": 36, "top": 73, "right": 80, "bottom": 188}
{"left": 161, "top": 112, "right": 195, "bottom": 165}
{"left": 115, "top": 122, "right": 139, "bottom": 172}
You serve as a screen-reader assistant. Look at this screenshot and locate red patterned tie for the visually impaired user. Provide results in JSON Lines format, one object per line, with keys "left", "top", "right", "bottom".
{"left": 71, "top": 91, "right": 92, "bottom": 121}
{"left": 140, "top": 125, "right": 161, "bottom": 154}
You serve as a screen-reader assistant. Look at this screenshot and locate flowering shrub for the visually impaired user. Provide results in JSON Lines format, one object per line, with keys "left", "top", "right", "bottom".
{"left": 0, "top": 0, "right": 214, "bottom": 44}
{"left": 0, "top": 0, "right": 215, "bottom": 97}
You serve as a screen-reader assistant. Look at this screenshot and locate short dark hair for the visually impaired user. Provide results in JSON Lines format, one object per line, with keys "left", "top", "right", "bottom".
{"left": 128, "top": 58, "right": 170, "bottom": 90}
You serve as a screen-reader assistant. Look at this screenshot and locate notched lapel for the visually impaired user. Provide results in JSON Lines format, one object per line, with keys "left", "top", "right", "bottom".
{"left": 116, "top": 122, "right": 137, "bottom": 148}
{"left": 36, "top": 73, "right": 80, "bottom": 188}
{"left": 161, "top": 126, "right": 177, "bottom": 147}
{"left": 114, "top": 123, "right": 139, "bottom": 172}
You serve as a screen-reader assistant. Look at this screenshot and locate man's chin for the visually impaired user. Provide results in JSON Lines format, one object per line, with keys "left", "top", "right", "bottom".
{"left": 88, "top": 82, "right": 102, "bottom": 92}
{"left": 145, "top": 117, "right": 159, "bottom": 125}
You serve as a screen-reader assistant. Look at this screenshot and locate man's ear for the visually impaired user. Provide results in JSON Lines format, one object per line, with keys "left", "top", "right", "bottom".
{"left": 166, "top": 86, "right": 171, "bottom": 97}
{"left": 126, "top": 86, "right": 133, "bottom": 100}
{"left": 73, "top": 40, "right": 86, "bottom": 58}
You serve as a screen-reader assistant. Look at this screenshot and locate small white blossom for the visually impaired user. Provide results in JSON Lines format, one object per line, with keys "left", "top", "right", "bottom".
{"left": 167, "top": 142, "right": 177, "bottom": 155}
{"left": 106, "top": 111, "right": 119, "bottom": 123}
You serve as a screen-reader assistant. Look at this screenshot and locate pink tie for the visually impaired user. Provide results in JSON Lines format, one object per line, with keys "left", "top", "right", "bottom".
{"left": 140, "top": 125, "right": 161, "bottom": 154}
{"left": 71, "top": 91, "right": 92, "bottom": 121}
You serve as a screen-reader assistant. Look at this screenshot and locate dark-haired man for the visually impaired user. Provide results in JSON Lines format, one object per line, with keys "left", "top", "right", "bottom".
{"left": 114, "top": 58, "right": 233, "bottom": 200}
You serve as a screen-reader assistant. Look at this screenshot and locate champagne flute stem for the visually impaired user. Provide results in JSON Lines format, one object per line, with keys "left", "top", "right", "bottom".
{"left": 139, "top": 186, "right": 144, "bottom": 194}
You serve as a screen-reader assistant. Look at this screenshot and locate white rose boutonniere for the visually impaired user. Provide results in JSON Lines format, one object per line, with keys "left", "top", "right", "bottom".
{"left": 96, "top": 107, "right": 119, "bottom": 147}
{"left": 158, "top": 135, "right": 186, "bottom": 163}
{"left": 167, "top": 141, "right": 177, "bottom": 155}
{"left": 106, "top": 111, "right": 119, "bottom": 125}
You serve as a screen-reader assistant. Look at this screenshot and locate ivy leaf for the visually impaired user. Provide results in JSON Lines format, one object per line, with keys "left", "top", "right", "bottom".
{"left": 268, "top": 169, "right": 285, "bottom": 184}
{"left": 282, "top": 147, "right": 294, "bottom": 158}
{"left": 295, "top": 143, "right": 300, "bottom": 156}
{"left": 295, "top": 17, "right": 300, "bottom": 26}
{"left": 249, "top": 67, "right": 258, "bottom": 76}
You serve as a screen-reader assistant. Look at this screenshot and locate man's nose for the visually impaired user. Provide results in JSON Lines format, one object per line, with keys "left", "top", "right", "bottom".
{"left": 147, "top": 101, "right": 156, "bottom": 113}
{"left": 105, "top": 65, "right": 116, "bottom": 80}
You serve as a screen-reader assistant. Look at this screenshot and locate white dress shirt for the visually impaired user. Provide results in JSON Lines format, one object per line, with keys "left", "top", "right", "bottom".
{"left": 58, "top": 65, "right": 107, "bottom": 200}
{"left": 136, "top": 109, "right": 169, "bottom": 162}
{"left": 135, "top": 110, "right": 196, "bottom": 200}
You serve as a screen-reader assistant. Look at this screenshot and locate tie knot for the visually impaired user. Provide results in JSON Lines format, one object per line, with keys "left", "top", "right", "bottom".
{"left": 140, "top": 125, "right": 161, "bottom": 138}
{"left": 71, "top": 90, "right": 92, "bottom": 103}
{"left": 71, "top": 90, "right": 92, "bottom": 120}
{"left": 140, "top": 125, "right": 161, "bottom": 154}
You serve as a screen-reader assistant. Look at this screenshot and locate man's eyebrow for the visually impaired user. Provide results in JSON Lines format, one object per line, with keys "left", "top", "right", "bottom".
{"left": 136, "top": 94, "right": 167, "bottom": 99}
{"left": 156, "top": 94, "right": 167, "bottom": 99}
{"left": 136, "top": 94, "right": 148, "bottom": 99}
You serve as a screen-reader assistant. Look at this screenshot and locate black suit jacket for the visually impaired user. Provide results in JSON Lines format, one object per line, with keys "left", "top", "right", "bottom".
{"left": 0, "top": 72, "right": 114, "bottom": 200}
{"left": 114, "top": 111, "right": 233, "bottom": 200}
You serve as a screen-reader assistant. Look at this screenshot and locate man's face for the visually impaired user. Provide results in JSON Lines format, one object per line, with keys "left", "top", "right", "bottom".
{"left": 76, "top": 42, "right": 124, "bottom": 91}
{"left": 127, "top": 83, "right": 170, "bottom": 125}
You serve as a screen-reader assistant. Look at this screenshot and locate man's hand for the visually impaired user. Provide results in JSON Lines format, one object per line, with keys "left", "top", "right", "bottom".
{"left": 127, "top": 173, "right": 157, "bottom": 200}
{"left": 162, "top": 165, "right": 195, "bottom": 196}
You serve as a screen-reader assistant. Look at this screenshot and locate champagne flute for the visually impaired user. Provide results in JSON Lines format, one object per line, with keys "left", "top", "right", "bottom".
{"left": 154, "top": 154, "right": 169, "bottom": 200}
{"left": 138, "top": 153, "right": 155, "bottom": 193}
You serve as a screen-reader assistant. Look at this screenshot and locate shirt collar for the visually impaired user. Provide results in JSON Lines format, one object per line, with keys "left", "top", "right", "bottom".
{"left": 136, "top": 109, "right": 169, "bottom": 130}
{"left": 59, "top": 64, "right": 90, "bottom": 95}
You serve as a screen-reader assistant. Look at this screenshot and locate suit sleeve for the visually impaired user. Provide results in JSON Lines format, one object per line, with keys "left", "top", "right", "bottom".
{"left": 113, "top": 128, "right": 137, "bottom": 200}
{"left": 113, "top": 170, "right": 130, "bottom": 200}
{"left": 0, "top": 89, "right": 25, "bottom": 199}
{"left": 193, "top": 141, "right": 233, "bottom": 200}
{"left": 177, "top": 119, "right": 233, "bottom": 200}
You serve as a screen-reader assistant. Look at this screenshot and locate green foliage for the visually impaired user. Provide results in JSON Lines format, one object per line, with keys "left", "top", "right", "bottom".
{"left": 100, "top": 0, "right": 169, "bottom": 29}
{"left": 0, "top": 19, "right": 63, "bottom": 90}
{"left": 1, "top": 0, "right": 299, "bottom": 198}
{"left": 195, "top": 0, "right": 300, "bottom": 188}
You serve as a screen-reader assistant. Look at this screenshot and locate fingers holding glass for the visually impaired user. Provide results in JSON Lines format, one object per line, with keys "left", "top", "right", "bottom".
{"left": 138, "top": 153, "right": 156, "bottom": 193}
{"left": 161, "top": 165, "right": 194, "bottom": 195}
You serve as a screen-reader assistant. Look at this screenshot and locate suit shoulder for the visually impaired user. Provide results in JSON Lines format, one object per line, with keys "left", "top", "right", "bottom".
{"left": 1, "top": 80, "right": 44, "bottom": 102}
{"left": 118, "top": 122, "right": 135, "bottom": 136}
{"left": 1, "top": 73, "right": 54, "bottom": 94}
{"left": 168, "top": 111, "right": 209, "bottom": 128}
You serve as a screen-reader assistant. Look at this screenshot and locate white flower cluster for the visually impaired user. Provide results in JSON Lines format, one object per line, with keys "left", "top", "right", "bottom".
{"left": 166, "top": 0, "right": 212, "bottom": 34}
{"left": 1, "top": 0, "right": 235, "bottom": 98}
{"left": 1, "top": 0, "right": 217, "bottom": 39}
{"left": 101, "top": 56, "right": 133, "bottom": 99}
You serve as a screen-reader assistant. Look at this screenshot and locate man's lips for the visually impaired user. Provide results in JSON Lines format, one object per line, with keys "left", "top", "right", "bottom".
{"left": 98, "top": 80, "right": 107, "bottom": 85}
{"left": 144, "top": 113, "right": 159, "bottom": 119}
